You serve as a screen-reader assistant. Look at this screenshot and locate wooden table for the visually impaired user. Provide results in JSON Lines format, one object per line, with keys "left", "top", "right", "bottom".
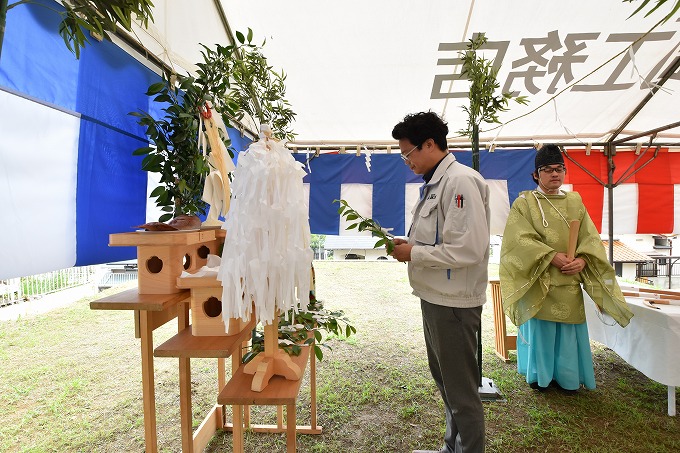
{"left": 217, "top": 344, "right": 318, "bottom": 453}
{"left": 586, "top": 287, "right": 680, "bottom": 416}
{"left": 489, "top": 279, "right": 517, "bottom": 361}
{"left": 154, "top": 320, "right": 256, "bottom": 452}
{"left": 90, "top": 288, "right": 190, "bottom": 452}
{"left": 170, "top": 274, "right": 322, "bottom": 452}
{"left": 90, "top": 229, "right": 223, "bottom": 452}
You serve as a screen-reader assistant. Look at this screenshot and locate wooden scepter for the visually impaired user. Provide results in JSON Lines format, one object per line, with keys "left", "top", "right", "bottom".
{"left": 567, "top": 220, "right": 580, "bottom": 260}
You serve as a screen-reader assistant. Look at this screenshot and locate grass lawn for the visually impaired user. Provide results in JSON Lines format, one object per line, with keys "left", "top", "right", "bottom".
{"left": 1, "top": 261, "right": 678, "bottom": 452}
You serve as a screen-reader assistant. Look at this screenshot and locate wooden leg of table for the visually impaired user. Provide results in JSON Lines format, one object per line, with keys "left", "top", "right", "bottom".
{"left": 179, "top": 357, "right": 192, "bottom": 452}
{"left": 669, "top": 386, "right": 676, "bottom": 416}
{"left": 219, "top": 357, "right": 226, "bottom": 389}
{"left": 232, "top": 405, "right": 244, "bottom": 453}
{"left": 178, "top": 304, "right": 193, "bottom": 452}
{"left": 277, "top": 405, "right": 284, "bottom": 430}
{"left": 138, "top": 310, "right": 158, "bottom": 453}
{"left": 310, "top": 342, "right": 317, "bottom": 430}
{"left": 286, "top": 403, "right": 296, "bottom": 453}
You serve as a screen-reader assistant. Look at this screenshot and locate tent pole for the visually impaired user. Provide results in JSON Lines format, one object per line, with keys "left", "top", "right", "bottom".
{"left": 606, "top": 143, "right": 615, "bottom": 266}
{"left": 609, "top": 56, "right": 680, "bottom": 141}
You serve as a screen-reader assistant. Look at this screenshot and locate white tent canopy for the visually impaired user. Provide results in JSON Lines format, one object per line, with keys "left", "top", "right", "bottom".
{"left": 215, "top": 0, "right": 680, "bottom": 147}
{"left": 116, "top": 0, "right": 680, "bottom": 146}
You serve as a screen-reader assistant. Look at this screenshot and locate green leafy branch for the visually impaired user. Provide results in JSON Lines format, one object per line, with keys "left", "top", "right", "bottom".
{"left": 334, "top": 199, "right": 395, "bottom": 254}
{"left": 624, "top": 0, "right": 680, "bottom": 24}
{"left": 243, "top": 292, "right": 356, "bottom": 363}
{"left": 457, "top": 33, "right": 528, "bottom": 140}
{"left": 228, "top": 29, "right": 297, "bottom": 141}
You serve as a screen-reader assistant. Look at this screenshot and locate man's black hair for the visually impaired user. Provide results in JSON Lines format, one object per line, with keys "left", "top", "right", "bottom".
{"left": 392, "top": 111, "right": 449, "bottom": 151}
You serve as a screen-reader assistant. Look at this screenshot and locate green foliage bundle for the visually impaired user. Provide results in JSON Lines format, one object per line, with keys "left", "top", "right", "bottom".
{"left": 334, "top": 199, "right": 395, "bottom": 254}
{"left": 1, "top": 1, "right": 155, "bottom": 62}
{"left": 457, "top": 33, "right": 528, "bottom": 141}
{"left": 130, "top": 29, "right": 296, "bottom": 220}
{"left": 229, "top": 29, "right": 296, "bottom": 141}
{"left": 57, "top": 0, "right": 154, "bottom": 58}
{"left": 244, "top": 292, "right": 356, "bottom": 363}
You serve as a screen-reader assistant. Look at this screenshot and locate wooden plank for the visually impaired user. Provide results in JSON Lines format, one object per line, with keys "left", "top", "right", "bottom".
{"left": 90, "top": 288, "right": 189, "bottom": 311}
{"left": 154, "top": 319, "right": 255, "bottom": 358}
{"left": 193, "top": 405, "right": 222, "bottom": 452}
{"left": 176, "top": 276, "right": 221, "bottom": 289}
{"left": 148, "top": 304, "right": 180, "bottom": 332}
{"left": 218, "top": 346, "right": 311, "bottom": 406}
{"left": 223, "top": 423, "right": 323, "bottom": 435}
{"left": 109, "top": 230, "right": 216, "bottom": 247}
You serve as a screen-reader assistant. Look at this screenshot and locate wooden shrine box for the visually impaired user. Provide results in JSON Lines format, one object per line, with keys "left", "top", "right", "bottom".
{"left": 176, "top": 275, "right": 248, "bottom": 336}
{"left": 110, "top": 229, "right": 220, "bottom": 294}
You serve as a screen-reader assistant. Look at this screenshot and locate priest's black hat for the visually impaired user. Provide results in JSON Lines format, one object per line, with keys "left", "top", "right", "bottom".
{"left": 535, "top": 144, "right": 564, "bottom": 172}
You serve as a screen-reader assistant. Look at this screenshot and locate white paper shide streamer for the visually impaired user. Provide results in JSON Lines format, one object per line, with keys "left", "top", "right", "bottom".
{"left": 217, "top": 129, "right": 313, "bottom": 331}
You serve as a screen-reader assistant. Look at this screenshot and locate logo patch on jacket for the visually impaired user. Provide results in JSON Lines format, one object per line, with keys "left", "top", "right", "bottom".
{"left": 427, "top": 193, "right": 437, "bottom": 200}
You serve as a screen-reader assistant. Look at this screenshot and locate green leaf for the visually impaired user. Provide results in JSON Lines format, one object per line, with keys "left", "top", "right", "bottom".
{"left": 236, "top": 31, "right": 245, "bottom": 44}
{"left": 132, "top": 146, "right": 154, "bottom": 156}
{"left": 150, "top": 186, "right": 166, "bottom": 197}
{"left": 314, "top": 345, "right": 324, "bottom": 361}
{"left": 146, "top": 82, "right": 166, "bottom": 95}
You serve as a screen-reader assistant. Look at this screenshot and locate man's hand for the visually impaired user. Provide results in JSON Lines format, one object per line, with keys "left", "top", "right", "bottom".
{"left": 391, "top": 238, "right": 413, "bottom": 262}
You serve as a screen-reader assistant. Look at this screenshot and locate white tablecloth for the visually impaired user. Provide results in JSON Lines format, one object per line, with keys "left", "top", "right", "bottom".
{"left": 585, "top": 291, "right": 680, "bottom": 415}
{"left": 585, "top": 292, "right": 680, "bottom": 387}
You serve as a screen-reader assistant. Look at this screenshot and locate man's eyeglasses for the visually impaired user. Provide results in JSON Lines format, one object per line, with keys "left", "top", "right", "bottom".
{"left": 539, "top": 165, "right": 566, "bottom": 174}
{"left": 401, "top": 144, "right": 419, "bottom": 162}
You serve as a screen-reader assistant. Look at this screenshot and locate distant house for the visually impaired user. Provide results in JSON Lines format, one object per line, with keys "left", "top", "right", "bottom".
{"left": 602, "top": 240, "right": 653, "bottom": 281}
{"left": 323, "top": 235, "right": 393, "bottom": 261}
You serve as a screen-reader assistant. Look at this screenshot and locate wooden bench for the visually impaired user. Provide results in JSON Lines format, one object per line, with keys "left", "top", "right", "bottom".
{"left": 217, "top": 344, "right": 319, "bottom": 453}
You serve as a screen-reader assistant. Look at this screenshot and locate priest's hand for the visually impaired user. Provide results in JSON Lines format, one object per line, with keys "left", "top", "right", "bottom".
{"left": 550, "top": 252, "right": 572, "bottom": 269}
{"left": 561, "top": 257, "right": 586, "bottom": 275}
{"left": 392, "top": 239, "right": 412, "bottom": 262}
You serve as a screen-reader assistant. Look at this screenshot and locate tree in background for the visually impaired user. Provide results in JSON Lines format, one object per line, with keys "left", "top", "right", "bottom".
{"left": 0, "top": 0, "right": 154, "bottom": 61}
{"left": 310, "top": 234, "right": 326, "bottom": 259}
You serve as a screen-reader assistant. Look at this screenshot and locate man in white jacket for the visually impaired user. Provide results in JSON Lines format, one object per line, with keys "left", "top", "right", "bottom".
{"left": 391, "top": 112, "right": 490, "bottom": 453}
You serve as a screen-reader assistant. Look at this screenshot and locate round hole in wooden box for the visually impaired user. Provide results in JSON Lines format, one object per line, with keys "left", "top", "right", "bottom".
{"left": 183, "top": 254, "right": 191, "bottom": 270}
{"left": 146, "top": 256, "right": 163, "bottom": 274}
{"left": 203, "top": 296, "right": 222, "bottom": 318}
{"left": 197, "top": 245, "right": 210, "bottom": 259}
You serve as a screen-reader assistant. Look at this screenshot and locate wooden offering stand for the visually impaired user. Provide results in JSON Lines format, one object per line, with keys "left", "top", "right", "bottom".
{"left": 90, "top": 228, "right": 223, "bottom": 453}
{"left": 92, "top": 229, "right": 320, "bottom": 452}
{"left": 243, "top": 312, "right": 303, "bottom": 392}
